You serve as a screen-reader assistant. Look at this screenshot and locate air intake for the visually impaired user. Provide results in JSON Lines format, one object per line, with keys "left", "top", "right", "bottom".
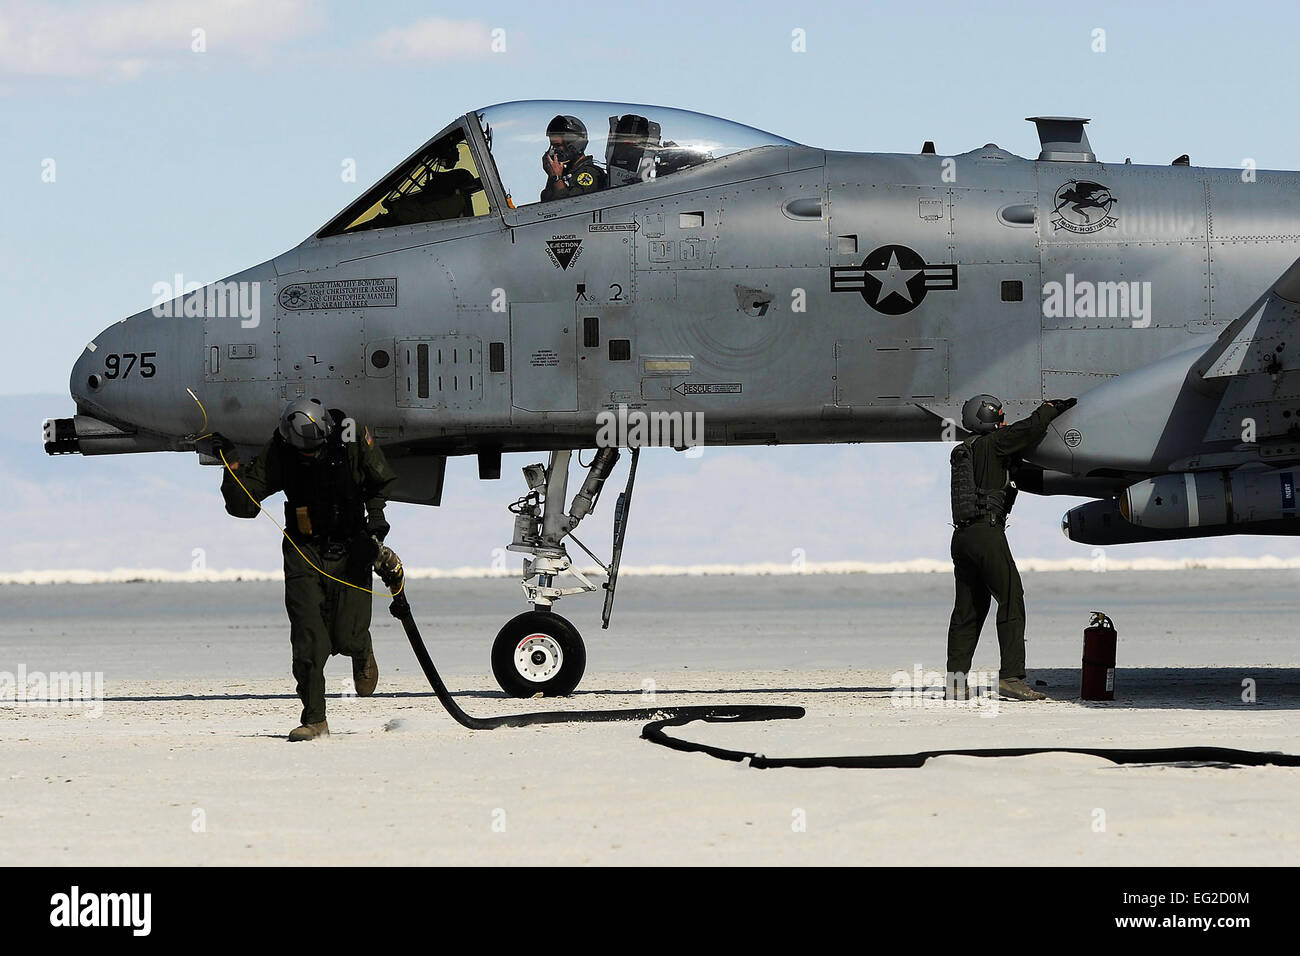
{"left": 1026, "top": 116, "right": 1095, "bottom": 163}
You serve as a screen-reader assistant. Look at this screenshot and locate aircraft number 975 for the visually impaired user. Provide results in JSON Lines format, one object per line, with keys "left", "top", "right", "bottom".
{"left": 104, "top": 352, "right": 157, "bottom": 379}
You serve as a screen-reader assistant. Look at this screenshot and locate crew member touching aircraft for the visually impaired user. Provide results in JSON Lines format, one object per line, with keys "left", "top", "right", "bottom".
{"left": 212, "top": 399, "right": 397, "bottom": 741}
{"left": 947, "top": 395, "right": 1076, "bottom": 701}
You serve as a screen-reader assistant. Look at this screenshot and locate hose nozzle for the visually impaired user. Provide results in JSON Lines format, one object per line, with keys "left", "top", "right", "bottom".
{"left": 374, "top": 544, "right": 404, "bottom": 592}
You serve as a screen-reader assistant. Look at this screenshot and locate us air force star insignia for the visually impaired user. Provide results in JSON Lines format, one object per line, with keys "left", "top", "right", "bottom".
{"left": 577, "top": 172, "right": 594, "bottom": 186}
{"left": 830, "top": 243, "right": 959, "bottom": 315}
{"left": 868, "top": 250, "right": 920, "bottom": 306}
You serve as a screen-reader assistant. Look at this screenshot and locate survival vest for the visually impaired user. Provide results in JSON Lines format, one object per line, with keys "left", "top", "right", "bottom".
{"left": 950, "top": 435, "right": 1017, "bottom": 526}
{"left": 280, "top": 409, "right": 366, "bottom": 543}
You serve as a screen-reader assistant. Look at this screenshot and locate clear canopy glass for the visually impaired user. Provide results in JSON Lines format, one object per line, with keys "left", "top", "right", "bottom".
{"left": 320, "top": 125, "right": 491, "bottom": 237}
{"left": 475, "top": 100, "right": 798, "bottom": 209}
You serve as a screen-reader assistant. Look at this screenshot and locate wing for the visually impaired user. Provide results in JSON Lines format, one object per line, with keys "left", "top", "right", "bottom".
{"left": 1196, "top": 256, "right": 1300, "bottom": 451}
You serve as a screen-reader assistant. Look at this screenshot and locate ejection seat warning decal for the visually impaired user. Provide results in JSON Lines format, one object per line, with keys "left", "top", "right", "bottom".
{"left": 546, "top": 236, "right": 583, "bottom": 270}
{"left": 674, "top": 382, "right": 742, "bottom": 395}
{"left": 1282, "top": 472, "right": 1295, "bottom": 511}
{"left": 278, "top": 278, "right": 397, "bottom": 310}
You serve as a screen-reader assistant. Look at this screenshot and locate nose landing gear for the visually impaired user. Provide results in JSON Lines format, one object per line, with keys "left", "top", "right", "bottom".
{"left": 491, "top": 610, "right": 587, "bottom": 698}
{"left": 491, "top": 447, "right": 638, "bottom": 697}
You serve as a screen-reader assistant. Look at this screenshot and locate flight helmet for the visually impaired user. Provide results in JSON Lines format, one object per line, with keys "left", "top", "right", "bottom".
{"left": 961, "top": 394, "right": 1004, "bottom": 434}
{"left": 278, "top": 398, "right": 332, "bottom": 452}
{"left": 546, "top": 115, "right": 589, "bottom": 165}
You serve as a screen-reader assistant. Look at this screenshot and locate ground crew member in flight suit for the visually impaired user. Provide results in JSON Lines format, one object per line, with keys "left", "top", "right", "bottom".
{"left": 947, "top": 394, "right": 1076, "bottom": 701}
{"left": 540, "top": 114, "right": 608, "bottom": 202}
{"left": 213, "top": 398, "right": 397, "bottom": 740}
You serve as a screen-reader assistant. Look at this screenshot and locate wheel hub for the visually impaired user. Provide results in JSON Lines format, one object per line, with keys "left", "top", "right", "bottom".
{"left": 514, "top": 633, "right": 562, "bottom": 683}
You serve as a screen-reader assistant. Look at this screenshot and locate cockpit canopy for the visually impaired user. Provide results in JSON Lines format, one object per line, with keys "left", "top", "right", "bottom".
{"left": 320, "top": 126, "right": 490, "bottom": 237}
{"left": 319, "top": 100, "right": 797, "bottom": 237}
{"left": 477, "top": 100, "right": 798, "bottom": 208}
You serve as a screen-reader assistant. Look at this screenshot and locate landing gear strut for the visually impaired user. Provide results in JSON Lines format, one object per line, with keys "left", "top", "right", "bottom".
{"left": 491, "top": 447, "right": 638, "bottom": 697}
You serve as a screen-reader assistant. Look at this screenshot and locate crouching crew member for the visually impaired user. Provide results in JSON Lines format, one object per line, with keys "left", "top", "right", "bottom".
{"left": 214, "top": 398, "right": 397, "bottom": 740}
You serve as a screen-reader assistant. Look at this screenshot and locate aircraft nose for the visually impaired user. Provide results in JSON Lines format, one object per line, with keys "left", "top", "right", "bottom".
{"left": 69, "top": 303, "right": 203, "bottom": 437}
{"left": 63, "top": 259, "right": 278, "bottom": 447}
{"left": 70, "top": 325, "right": 124, "bottom": 417}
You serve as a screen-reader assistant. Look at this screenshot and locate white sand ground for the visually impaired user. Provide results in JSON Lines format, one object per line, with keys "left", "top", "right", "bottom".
{"left": 3, "top": 666, "right": 1297, "bottom": 866}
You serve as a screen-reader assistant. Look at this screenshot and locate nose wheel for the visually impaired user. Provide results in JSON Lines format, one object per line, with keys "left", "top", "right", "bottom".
{"left": 491, "top": 610, "right": 586, "bottom": 698}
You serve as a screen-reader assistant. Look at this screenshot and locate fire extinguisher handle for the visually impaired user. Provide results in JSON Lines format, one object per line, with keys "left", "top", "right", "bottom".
{"left": 1088, "top": 610, "right": 1114, "bottom": 631}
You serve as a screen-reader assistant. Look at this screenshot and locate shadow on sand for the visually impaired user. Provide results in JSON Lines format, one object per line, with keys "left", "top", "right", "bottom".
{"left": 99, "top": 666, "right": 1300, "bottom": 710}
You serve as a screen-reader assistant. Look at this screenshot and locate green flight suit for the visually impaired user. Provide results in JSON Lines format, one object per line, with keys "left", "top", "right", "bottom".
{"left": 221, "top": 417, "right": 397, "bottom": 725}
{"left": 946, "top": 402, "right": 1063, "bottom": 680}
{"left": 540, "top": 154, "right": 608, "bottom": 202}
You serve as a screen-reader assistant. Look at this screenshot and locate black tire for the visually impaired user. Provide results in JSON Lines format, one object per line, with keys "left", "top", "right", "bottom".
{"left": 491, "top": 611, "right": 586, "bottom": 698}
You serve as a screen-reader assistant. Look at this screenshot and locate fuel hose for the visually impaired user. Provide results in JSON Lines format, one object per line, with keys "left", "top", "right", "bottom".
{"left": 386, "top": 579, "right": 1300, "bottom": 769}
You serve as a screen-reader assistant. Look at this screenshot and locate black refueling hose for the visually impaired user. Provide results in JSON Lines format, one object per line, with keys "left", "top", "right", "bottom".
{"left": 386, "top": 583, "right": 1300, "bottom": 770}
{"left": 388, "top": 589, "right": 803, "bottom": 730}
{"left": 641, "top": 720, "right": 1300, "bottom": 769}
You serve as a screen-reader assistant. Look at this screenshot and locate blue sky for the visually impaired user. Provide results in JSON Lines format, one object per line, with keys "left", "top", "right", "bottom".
{"left": 4, "top": 0, "right": 1300, "bottom": 570}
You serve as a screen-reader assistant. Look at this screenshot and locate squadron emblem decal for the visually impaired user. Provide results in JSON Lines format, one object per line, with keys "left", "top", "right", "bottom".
{"left": 1051, "top": 180, "right": 1118, "bottom": 234}
{"left": 831, "top": 244, "right": 958, "bottom": 315}
{"left": 545, "top": 235, "right": 584, "bottom": 270}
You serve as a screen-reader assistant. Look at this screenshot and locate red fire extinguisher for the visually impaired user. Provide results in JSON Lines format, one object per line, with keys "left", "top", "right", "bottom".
{"left": 1081, "top": 611, "right": 1117, "bottom": 701}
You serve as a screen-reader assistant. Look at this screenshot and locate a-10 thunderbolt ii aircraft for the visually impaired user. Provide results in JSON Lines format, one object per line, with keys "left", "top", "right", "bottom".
{"left": 44, "top": 100, "right": 1300, "bottom": 696}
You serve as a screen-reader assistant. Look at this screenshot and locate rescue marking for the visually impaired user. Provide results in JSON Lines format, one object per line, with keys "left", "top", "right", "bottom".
{"left": 674, "top": 382, "right": 742, "bottom": 395}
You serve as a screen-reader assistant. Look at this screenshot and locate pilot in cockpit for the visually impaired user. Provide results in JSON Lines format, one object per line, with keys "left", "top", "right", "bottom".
{"left": 540, "top": 114, "right": 607, "bottom": 202}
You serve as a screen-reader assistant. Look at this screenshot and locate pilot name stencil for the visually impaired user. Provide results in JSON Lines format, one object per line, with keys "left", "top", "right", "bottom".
{"left": 831, "top": 244, "right": 959, "bottom": 315}
{"left": 545, "top": 236, "right": 584, "bottom": 270}
{"left": 278, "top": 278, "right": 397, "bottom": 311}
